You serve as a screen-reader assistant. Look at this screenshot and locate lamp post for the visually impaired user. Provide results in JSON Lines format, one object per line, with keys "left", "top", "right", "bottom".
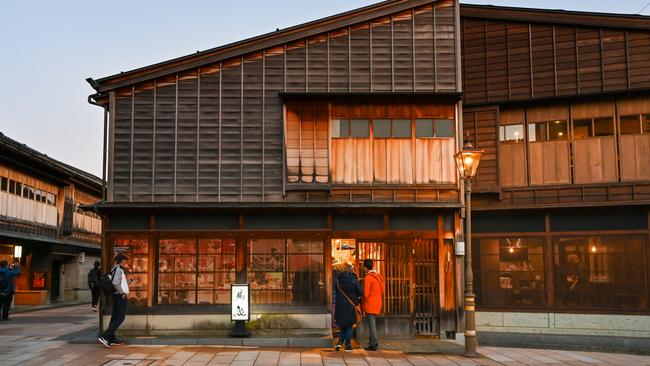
{"left": 454, "top": 141, "right": 484, "bottom": 357}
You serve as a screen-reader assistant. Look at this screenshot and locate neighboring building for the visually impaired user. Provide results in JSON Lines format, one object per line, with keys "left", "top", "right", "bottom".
{"left": 0, "top": 132, "right": 103, "bottom": 305}
{"left": 86, "top": 0, "right": 650, "bottom": 343}
{"left": 460, "top": 5, "right": 650, "bottom": 342}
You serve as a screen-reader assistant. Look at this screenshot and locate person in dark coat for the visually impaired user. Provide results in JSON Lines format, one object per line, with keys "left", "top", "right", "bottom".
{"left": 87, "top": 261, "right": 101, "bottom": 311}
{"left": 0, "top": 259, "right": 20, "bottom": 321}
{"left": 334, "top": 263, "right": 362, "bottom": 351}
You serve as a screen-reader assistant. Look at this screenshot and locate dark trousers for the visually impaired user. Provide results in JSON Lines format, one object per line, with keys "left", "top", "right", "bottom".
{"left": 0, "top": 294, "right": 12, "bottom": 320}
{"left": 337, "top": 326, "right": 354, "bottom": 348}
{"left": 90, "top": 286, "right": 100, "bottom": 307}
{"left": 102, "top": 294, "right": 127, "bottom": 341}
{"left": 366, "top": 314, "right": 378, "bottom": 347}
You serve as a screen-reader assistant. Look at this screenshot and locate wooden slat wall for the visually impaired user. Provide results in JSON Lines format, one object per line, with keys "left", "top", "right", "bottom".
{"left": 620, "top": 135, "right": 650, "bottom": 181}
{"left": 499, "top": 143, "right": 527, "bottom": 187}
{"left": 461, "top": 17, "right": 650, "bottom": 105}
{"left": 109, "top": 0, "right": 459, "bottom": 202}
{"left": 462, "top": 106, "right": 498, "bottom": 190}
{"left": 113, "top": 89, "right": 132, "bottom": 202}
{"left": 529, "top": 141, "right": 571, "bottom": 185}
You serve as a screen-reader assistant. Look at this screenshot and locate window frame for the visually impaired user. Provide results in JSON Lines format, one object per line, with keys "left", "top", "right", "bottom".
{"left": 572, "top": 117, "right": 614, "bottom": 139}
{"left": 499, "top": 123, "right": 525, "bottom": 144}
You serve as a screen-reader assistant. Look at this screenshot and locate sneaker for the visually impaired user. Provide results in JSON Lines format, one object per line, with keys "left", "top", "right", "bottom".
{"left": 364, "top": 345, "right": 378, "bottom": 351}
{"left": 334, "top": 344, "right": 341, "bottom": 351}
{"left": 344, "top": 347, "right": 353, "bottom": 352}
{"left": 97, "top": 337, "right": 111, "bottom": 348}
{"left": 109, "top": 339, "right": 126, "bottom": 346}
{"left": 92, "top": 306, "right": 98, "bottom": 312}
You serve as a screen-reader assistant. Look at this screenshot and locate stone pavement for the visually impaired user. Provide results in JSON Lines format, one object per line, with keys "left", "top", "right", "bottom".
{"left": 1, "top": 305, "right": 650, "bottom": 366}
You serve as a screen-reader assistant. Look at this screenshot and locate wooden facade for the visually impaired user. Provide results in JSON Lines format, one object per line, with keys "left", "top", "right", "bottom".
{"left": 89, "top": 0, "right": 650, "bottom": 338}
{"left": 100, "top": 0, "right": 459, "bottom": 204}
{"left": 0, "top": 133, "right": 103, "bottom": 305}
{"left": 458, "top": 5, "right": 650, "bottom": 319}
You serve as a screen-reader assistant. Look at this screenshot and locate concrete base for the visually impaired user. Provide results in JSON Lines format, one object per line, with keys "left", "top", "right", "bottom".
{"left": 478, "top": 331, "right": 650, "bottom": 355}
{"left": 63, "top": 289, "right": 91, "bottom": 302}
{"left": 105, "top": 313, "right": 332, "bottom": 339}
{"left": 477, "top": 311, "right": 650, "bottom": 338}
{"left": 122, "top": 335, "right": 333, "bottom": 348}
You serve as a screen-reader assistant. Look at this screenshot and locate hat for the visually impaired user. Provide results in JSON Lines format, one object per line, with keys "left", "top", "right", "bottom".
{"left": 115, "top": 253, "right": 128, "bottom": 263}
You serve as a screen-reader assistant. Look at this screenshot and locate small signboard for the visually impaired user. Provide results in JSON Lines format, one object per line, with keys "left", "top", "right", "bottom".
{"left": 32, "top": 272, "right": 46, "bottom": 289}
{"left": 231, "top": 284, "right": 250, "bottom": 321}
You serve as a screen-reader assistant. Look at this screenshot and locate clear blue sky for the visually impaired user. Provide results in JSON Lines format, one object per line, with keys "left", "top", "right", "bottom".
{"left": 1, "top": 0, "right": 649, "bottom": 177}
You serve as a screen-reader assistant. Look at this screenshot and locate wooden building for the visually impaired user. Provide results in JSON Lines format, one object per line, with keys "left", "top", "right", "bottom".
{"left": 87, "top": 0, "right": 650, "bottom": 341}
{"left": 0, "top": 132, "right": 103, "bottom": 305}
{"left": 461, "top": 5, "right": 650, "bottom": 340}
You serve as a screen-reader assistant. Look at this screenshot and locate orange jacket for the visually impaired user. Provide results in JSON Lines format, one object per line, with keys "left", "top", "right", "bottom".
{"left": 362, "top": 271, "right": 384, "bottom": 315}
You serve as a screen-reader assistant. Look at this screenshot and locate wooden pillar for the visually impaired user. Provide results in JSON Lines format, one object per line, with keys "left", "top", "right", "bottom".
{"left": 454, "top": 212, "right": 465, "bottom": 334}
{"left": 438, "top": 213, "right": 455, "bottom": 336}
{"left": 544, "top": 213, "right": 555, "bottom": 309}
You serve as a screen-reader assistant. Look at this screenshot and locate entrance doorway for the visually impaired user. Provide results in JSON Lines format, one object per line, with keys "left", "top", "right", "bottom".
{"left": 330, "top": 238, "right": 439, "bottom": 336}
{"left": 51, "top": 260, "right": 61, "bottom": 301}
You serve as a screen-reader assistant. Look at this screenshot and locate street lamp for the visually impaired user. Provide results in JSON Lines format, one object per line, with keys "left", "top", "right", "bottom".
{"left": 454, "top": 140, "right": 483, "bottom": 357}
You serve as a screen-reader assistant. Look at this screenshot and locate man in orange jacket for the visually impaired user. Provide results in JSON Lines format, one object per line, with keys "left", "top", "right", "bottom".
{"left": 361, "top": 259, "right": 384, "bottom": 351}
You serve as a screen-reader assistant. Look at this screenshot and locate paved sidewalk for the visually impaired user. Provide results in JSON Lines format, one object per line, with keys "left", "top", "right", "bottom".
{"left": 12, "top": 300, "right": 90, "bottom": 313}
{"left": 2, "top": 344, "right": 650, "bottom": 366}
{"left": 2, "top": 305, "right": 650, "bottom": 366}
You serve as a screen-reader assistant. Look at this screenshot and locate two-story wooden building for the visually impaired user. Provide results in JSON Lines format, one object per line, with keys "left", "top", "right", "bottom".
{"left": 460, "top": 5, "right": 650, "bottom": 347}
{"left": 87, "top": 0, "right": 650, "bottom": 345}
{"left": 0, "top": 132, "right": 103, "bottom": 305}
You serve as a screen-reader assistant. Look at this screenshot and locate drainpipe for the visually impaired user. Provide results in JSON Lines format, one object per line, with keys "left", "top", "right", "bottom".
{"left": 86, "top": 78, "right": 108, "bottom": 338}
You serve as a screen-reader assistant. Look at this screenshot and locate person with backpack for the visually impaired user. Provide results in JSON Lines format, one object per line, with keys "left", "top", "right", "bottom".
{"left": 361, "top": 259, "right": 385, "bottom": 351}
{"left": 98, "top": 254, "right": 130, "bottom": 348}
{"left": 333, "top": 263, "right": 362, "bottom": 352}
{"left": 0, "top": 259, "right": 20, "bottom": 321}
{"left": 87, "top": 261, "right": 101, "bottom": 312}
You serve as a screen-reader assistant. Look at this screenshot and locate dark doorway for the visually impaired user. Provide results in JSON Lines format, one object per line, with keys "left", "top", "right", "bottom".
{"left": 51, "top": 260, "right": 61, "bottom": 301}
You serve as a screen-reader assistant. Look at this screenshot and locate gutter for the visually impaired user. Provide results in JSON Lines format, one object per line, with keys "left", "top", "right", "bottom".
{"left": 86, "top": 78, "right": 108, "bottom": 203}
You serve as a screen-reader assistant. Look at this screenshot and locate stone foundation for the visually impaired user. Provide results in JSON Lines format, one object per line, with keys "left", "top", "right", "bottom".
{"left": 477, "top": 311, "right": 650, "bottom": 338}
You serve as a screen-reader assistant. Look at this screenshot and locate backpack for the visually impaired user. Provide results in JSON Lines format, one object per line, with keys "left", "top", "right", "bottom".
{"left": 99, "top": 267, "right": 117, "bottom": 296}
{"left": 0, "top": 271, "right": 10, "bottom": 297}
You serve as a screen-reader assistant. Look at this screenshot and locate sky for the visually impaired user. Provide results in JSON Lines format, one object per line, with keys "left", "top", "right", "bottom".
{"left": 1, "top": 1, "right": 649, "bottom": 177}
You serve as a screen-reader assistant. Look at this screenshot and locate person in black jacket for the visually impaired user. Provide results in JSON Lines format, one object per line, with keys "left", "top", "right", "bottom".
{"left": 88, "top": 261, "right": 101, "bottom": 312}
{"left": 334, "top": 263, "right": 362, "bottom": 351}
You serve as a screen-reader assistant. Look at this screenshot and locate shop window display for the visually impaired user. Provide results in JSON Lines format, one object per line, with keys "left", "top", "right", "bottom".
{"left": 554, "top": 236, "right": 647, "bottom": 310}
{"left": 474, "top": 237, "right": 545, "bottom": 308}
{"left": 247, "top": 239, "right": 325, "bottom": 306}
{"left": 157, "top": 238, "right": 236, "bottom": 306}
{"left": 113, "top": 238, "right": 149, "bottom": 307}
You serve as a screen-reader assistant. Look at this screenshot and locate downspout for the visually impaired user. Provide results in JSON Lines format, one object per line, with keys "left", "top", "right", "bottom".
{"left": 86, "top": 77, "right": 108, "bottom": 338}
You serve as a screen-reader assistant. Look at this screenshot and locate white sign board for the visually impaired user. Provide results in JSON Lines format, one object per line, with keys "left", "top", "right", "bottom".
{"left": 455, "top": 241, "right": 465, "bottom": 256}
{"left": 231, "top": 284, "right": 250, "bottom": 321}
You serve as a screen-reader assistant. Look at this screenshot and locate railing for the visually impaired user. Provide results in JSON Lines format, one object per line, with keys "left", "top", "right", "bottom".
{"left": 73, "top": 212, "right": 102, "bottom": 235}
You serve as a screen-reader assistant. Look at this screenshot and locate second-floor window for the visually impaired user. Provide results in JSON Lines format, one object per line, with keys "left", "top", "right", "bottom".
{"left": 573, "top": 117, "right": 614, "bottom": 139}
{"left": 499, "top": 124, "right": 524, "bottom": 143}
{"left": 330, "top": 102, "right": 457, "bottom": 185}
{"left": 528, "top": 120, "right": 568, "bottom": 142}
{"left": 620, "top": 114, "right": 650, "bottom": 135}
{"left": 0, "top": 175, "right": 56, "bottom": 206}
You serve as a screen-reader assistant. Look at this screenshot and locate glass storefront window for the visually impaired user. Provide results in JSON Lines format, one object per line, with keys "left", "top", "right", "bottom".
{"left": 247, "top": 238, "right": 325, "bottom": 306}
{"left": 158, "top": 239, "right": 196, "bottom": 305}
{"left": 554, "top": 236, "right": 646, "bottom": 310}
{"left": 113, "top": 238, "right": 149, "bottom": 307}
{"left": 474, "top": 237, "right": 545, "bottom": 308}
